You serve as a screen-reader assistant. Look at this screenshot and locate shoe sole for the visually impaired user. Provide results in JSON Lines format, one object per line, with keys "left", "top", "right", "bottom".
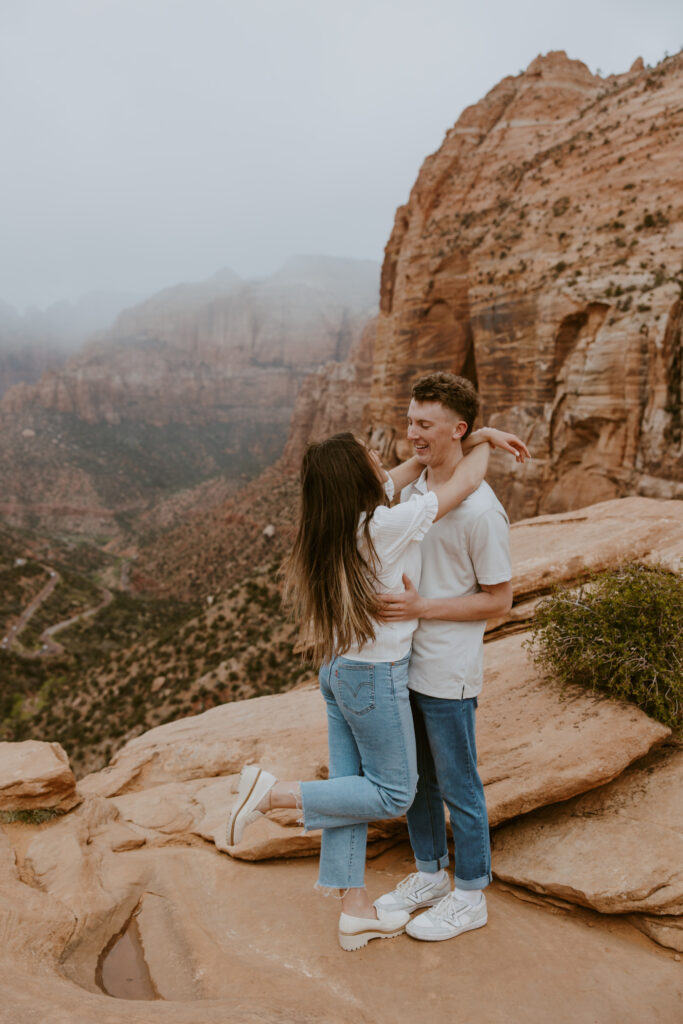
{"left": 338, "top": 927, "right": 407, "bottom": 951}
{"left": 406, "top": 916, "right": 487, "bottom": 942}
{"left": 227, "top": 766, "right": 268, "bottom": 846}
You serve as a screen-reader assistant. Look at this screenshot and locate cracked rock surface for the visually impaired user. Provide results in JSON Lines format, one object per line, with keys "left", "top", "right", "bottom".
{"left": 493, "top": 745, "right": 683, "bottom": 925}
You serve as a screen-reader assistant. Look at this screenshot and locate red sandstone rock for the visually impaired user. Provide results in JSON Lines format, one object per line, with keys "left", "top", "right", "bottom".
{"left": 630, "top": 913, "right": 683, "bottom": 953}
{"left": 281, "top": 317, "right": 376, "bottom": 469}
{"left": 284, "top": 52, "right": 683, "bottom": 521}
{"left": 79, "top": 627, "right": 669, "bottom": 847}
{"left": 492, "top": 746, "right": 683, "bottom": 918}
{"left": 0, "top": 490, "right": 681, "bottom": 1019}
{"left": 3, "top": 835, "right": 681, "bottom": 1022}
{"left": 0, "top": 740, "right": 81, "bottom": 812}
{"left": 509, "top": 495, "right": 683, "bottom": 595}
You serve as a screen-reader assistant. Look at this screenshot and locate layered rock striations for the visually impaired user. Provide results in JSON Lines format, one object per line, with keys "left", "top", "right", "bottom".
{"left": 0, "top": 740, "right": 81, "bottom": 813}
{"left": 294, "top": 52, "right": 683, "bottom": 520}
{"left": 0, "top": 257, "right": 379, "bottom": 535}
{"left": 281, "top": 316, "right": 377, "bottom": 470}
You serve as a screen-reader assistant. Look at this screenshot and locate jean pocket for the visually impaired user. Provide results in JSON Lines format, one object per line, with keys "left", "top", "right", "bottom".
{"left": 335, "top": 662, "right": 375, "bottom": 715}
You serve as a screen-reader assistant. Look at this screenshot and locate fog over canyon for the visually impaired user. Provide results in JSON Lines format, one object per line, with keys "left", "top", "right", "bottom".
{"left": 0, "top": 256, "right": 379, "bottom": 536}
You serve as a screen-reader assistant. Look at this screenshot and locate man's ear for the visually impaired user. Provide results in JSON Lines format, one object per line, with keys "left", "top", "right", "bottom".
{"left": 452, "top": 420, "right": 468, "bottom": 440}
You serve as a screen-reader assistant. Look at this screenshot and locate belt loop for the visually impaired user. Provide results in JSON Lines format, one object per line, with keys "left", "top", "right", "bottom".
{"left": 461, "top": 684, "right": 465, "bottom": 700}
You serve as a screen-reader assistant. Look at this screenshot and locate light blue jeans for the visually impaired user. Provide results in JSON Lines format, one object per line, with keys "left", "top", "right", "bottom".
{"left": 299, "top": 653, "right": 417, "bottom": 890}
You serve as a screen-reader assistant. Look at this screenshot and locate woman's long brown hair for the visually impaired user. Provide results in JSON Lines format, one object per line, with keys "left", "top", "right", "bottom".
{"left": 281, "top": 433, "right": 387, "bottom": 663}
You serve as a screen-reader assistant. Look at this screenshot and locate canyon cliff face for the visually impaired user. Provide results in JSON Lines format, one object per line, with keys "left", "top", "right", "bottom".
{"left": 0, "top": 257, "right": 378, "bottom": 535}
{"left": 130, "top": 52, "right": 683, "bottom": 595}
{"left": 302, "top": 52, "right": 683, "bottom": 520}
{"left": 281, "top": 317, "right": 377, "bottom": 470}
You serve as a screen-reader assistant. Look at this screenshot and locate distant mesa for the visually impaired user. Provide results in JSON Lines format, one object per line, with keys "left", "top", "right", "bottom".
{"left": 0, "top": 256, "right": 380, "bottom": 537}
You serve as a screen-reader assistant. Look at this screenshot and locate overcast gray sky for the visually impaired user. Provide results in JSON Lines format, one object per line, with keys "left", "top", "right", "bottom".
{"left": 1, "top": 0, "right": 681, "bottom": 309}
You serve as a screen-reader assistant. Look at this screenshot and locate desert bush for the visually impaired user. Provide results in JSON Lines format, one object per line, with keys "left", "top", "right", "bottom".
{"left": 527, "top": 563, "right": 682, "bottom": 727}
{"left": 0, "top": 808, "right": 63, "bottom": 825}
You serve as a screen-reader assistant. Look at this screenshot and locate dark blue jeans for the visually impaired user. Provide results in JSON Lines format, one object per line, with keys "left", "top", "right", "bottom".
{"left": 406, "top": 690, "right": 491, "bottom": 890}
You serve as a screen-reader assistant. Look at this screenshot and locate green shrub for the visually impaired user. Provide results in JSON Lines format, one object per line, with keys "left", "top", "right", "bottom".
{"left": 527, "top": 563, "right": 682, "bottom": 727}
{"left": 0, "top": 807, "right": 64, "bottom": 825}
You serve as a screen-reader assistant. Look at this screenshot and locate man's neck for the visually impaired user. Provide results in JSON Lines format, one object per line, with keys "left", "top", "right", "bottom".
{"left": 425, "top": 445, "right": 464, "bottom": 487}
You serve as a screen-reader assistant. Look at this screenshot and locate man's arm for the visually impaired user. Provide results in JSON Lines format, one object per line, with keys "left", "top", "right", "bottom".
{"left": 379, "top": 575, "right": 512, "bottom": 622}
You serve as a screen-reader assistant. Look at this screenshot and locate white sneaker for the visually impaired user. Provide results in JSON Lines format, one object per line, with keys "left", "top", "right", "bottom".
{"left": 338, "top": 908, "right": 411, "bottom": 951}
{"left": 374, "top": 871, "right": 451, "bottom": 914}
{"left": 406, "top": 891, "right": 487, "bottom": 941}
{"left": 226, "top": 765, "right": 276, "bottom": 846}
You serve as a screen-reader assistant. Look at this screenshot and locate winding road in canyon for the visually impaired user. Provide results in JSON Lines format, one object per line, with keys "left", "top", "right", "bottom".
{"left": 2, "top": 566, "right": 112, "bottom": 657}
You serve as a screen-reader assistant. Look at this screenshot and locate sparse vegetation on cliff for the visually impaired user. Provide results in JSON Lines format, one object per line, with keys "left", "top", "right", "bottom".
{"left": 0, "top": 524, "right": 313, "bottom": 774}
{"left": 527, "top": 563, "right": 683, "bottom": 727}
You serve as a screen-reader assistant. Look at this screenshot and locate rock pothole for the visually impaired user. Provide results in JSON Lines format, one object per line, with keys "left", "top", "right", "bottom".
{"left": 97, "top": 905, "right": 160, "bottom": 1001}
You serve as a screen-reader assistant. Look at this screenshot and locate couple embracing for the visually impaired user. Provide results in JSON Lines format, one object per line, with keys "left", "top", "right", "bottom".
{"left": 228, "top": 372, "right": 528, "bottom": 951}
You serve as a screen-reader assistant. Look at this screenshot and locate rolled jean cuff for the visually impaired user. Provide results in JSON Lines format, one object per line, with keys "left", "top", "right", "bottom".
{"left": 454, "top": 870, "right": 492, "bottom": 890}
{"left": 415, "top": 852, "right": 450, "bottom": 872}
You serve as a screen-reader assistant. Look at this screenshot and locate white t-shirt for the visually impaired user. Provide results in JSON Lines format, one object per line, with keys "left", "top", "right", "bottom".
{"left": 343, "top": 478, "right": 439, "bottom": 663}
{"left": 402, "top": 471, "right": 511, "bottom": 699}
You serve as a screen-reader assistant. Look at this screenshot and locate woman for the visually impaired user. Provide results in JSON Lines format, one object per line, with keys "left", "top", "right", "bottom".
{"left": 228, "top": 428, "right": 527, "bottom": 950}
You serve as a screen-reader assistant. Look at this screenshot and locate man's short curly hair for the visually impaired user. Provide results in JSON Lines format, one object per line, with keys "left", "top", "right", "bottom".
{"left": 410, "top": 372, "right": 480, "bottom": 439}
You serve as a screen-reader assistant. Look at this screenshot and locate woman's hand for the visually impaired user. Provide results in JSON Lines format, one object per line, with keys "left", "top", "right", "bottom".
{"left": 366, "top": 447, "right": 389, "bottom": 482}
{"left": 466, "top": 427, "right": 531, "bottom": 463}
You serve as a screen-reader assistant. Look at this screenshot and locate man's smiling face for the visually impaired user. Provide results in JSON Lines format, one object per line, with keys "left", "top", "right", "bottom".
{"left": 407, "top": 399, "right": 467, "bottom": 467}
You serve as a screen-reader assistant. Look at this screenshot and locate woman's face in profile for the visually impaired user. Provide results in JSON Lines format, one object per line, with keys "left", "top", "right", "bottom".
{"left": 356, "top": 437, "right": 387, "bottom": 485}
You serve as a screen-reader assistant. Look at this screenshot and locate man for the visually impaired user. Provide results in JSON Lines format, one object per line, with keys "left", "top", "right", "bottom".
{"left": 375, "top": 372, "right": 516, "bottom": 942}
